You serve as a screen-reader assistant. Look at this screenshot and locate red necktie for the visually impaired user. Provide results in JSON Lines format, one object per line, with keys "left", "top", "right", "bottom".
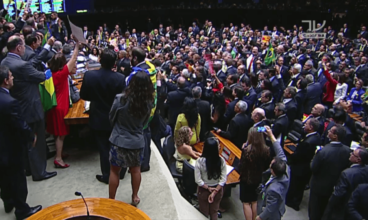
{"left": 248, "top": 56, "right": 255, "bottom": 73}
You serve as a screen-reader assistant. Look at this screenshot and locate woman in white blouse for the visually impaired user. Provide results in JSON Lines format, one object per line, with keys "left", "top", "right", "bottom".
{"left": 334, "top": 73, "right": 348, "bottom": 104}
{"left": 195, "top": 137, "right": 227, "bottom": 220}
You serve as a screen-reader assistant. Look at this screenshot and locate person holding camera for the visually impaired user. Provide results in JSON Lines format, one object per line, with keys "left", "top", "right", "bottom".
{"left": 256, "top": 126, "right": 290, "bottom": 220}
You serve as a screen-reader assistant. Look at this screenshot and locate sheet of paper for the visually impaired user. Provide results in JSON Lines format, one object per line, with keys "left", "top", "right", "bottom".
{"left": 67, "top": 16, "right": 86, "bottom": 43}
{"left": 226, "top": 165, "right": 234, "bottom": 176}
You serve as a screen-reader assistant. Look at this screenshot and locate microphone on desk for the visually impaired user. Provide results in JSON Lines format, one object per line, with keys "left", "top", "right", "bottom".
{"left": 75, "top": 191, "right": 90, "bottom": 219}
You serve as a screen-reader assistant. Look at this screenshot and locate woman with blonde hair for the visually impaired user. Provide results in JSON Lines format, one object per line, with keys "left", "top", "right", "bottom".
{"left": 174, "top": 126, "right": 201, "bottom": 173}
{"left": 238, "top": 127, "right": 271, "bottom": 220}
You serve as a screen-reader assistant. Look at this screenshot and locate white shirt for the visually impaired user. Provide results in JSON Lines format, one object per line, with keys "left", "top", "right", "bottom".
{"left": 283, "top": 98, "right": 292, "bottom": 104}
{"left": 194, "top": 157, "right": 227, "bottom": 187}
{"left": 334, "top": 83, "right": 348, "bottom": 103}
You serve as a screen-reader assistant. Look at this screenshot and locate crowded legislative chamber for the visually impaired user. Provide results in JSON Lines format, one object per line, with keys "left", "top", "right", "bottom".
{"left": 1, "top": 0, "right": 368, "bottom": 220}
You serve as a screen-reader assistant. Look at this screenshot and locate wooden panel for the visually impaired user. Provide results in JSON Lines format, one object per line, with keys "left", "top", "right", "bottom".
{"left": 193, "top": 131, "right": 241, "bottom": 185}
{"left": 64, "top": 80, "right": 89, "bottom": 125}
{"left": 28, "top": 198, "right": 150, "bottom": 220}
{"left": 349, "top": 113, "right": 362, "bottom": 122}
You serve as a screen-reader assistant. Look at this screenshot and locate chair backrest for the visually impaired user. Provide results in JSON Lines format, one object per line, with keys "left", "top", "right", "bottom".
{"left": 162, "top": 135, "right": 175, "bottom": 165}
{"left": 182, "top": 160, "right": 198, "bottom": 196}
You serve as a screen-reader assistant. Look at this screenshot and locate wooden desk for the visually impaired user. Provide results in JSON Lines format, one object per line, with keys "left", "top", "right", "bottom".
{"left": 64, "top": 81, "right": 89, "bottom": 125}
{"left": 193, "top": 131, "right": 240, "bottom": 185}
{"left": 349, "top": 113, "right": 363, "bottom": 122}
{"left": 28, "top": 198, "right": 150, "bottom": 220}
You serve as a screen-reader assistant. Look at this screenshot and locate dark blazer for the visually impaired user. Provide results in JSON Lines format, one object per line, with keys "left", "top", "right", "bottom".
{"left": 310, "top": 142, "right": 351, "bottom": 196}
{"left": 0, "top": 88, "right": 33, "bottom": 166}
{"left": 278, "top": 65, "right": 290, "bottom": 86}
{"left": 260, "top": 101, "right": 275, "bottom": 119}
{"left": 321, "top": 121, "right": 353, "bottom": 147}
{"left": 284, "top": 99, "right": 297, "bottom": 129}
{"left": 216, "top": 69, "right": 227, "bottom": 83}
{"left": 323, "top": 165, "right": 368, "bottom": 220}
{"left": 289, "top": 132, "right": 321, "bottom": 178}
{"left": 224, "top": 98, "right": 239, "bottom": 125}
{"left": 242, "top": 87, "right": 257, "bottom": 114}
{"left": 316, "top": 68, "right": 328, "bottom": 90}
{"left": 348, "top": 183, "right": 368, "bottom": 220}
{"left": 272, "top": 114, "right": 289, "bottom": 147}
{"left": 295, "top": 89, "right": 307, "bottom": 120}
{"left": 117, "top": 58, "right": 131, "bottom": 77}
{"left": 219, "top": 112, "right": 252, "bottom": 149}
{"left": 226, "top": 66, "right": 237, "bottom": 75}
{"left": 165, "top": 87, "right": 191, "bottom": 126}
{"left": 195, "top": 98, "right": 211, "bottom": 141}
{"left": 270, "top": 76, "right": 283, "bottom": 102}
{"left": 304, "top": 82, "right": 322, "bottom": 114}
{"left": 1, "top": 53, "right": 46, "bottom": 124}
{"left": 80, "top": 68, "right": 125, "bottom": 131}
{"left": 22, "top": 45, "right": 49, "bottom": 71}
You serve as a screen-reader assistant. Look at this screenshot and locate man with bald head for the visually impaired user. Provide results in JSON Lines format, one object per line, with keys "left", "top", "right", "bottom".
{"left": 251, "top": 108, "right": 268, "bottom": 127}
{"left": 303, "top": 104, "right": 325, "bottom": 134}
{"left": 1, "top": 36, "right": 57, "bottom": 181}
{"left": 166, "top": 76, "right": 191, "bottom": 131}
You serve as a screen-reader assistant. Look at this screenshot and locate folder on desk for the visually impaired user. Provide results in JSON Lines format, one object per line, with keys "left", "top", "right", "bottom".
{"left": 226, "top": 165, "right": 234, "bottom": 176}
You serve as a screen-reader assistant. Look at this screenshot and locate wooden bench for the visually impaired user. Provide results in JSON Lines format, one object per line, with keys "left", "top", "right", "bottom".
{"left": 28, "top": 198, "right": 150, "bottom": 220}
{"left": 283, "top": 139, "right": 296, "bottom": 155}
{"left": 193, "top": 131, "right": 241, "bottom": 185}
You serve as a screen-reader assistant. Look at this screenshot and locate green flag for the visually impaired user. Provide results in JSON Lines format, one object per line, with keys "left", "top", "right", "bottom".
{"left": 264, "top": 43, "right": 276, "bottom": 65}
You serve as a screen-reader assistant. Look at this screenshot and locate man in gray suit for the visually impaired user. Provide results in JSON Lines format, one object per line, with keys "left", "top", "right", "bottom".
{"left": 256, "top": 126, "right": 290, "bottom": 220}
{"left": 1, "top": 36, "right": 57, "bottom": 181}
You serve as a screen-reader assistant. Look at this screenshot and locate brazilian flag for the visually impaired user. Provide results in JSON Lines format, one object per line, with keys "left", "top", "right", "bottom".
{"left": 264, "top": 43, "right": 276, "bottom": 65}
{"left": 42, "top": 23, "right": 52, "bottom": 46}
{"left": 39, "top": 69, "right": 57, "bottom": 112}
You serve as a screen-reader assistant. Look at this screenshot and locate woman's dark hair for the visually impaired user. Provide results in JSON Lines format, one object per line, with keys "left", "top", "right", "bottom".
{"left": 338, "top": 73, "right": 347, "bottom": 84}
{"left": 222, "top": 86, "right": 234, "bottom": 100}
{"left": 249, "top": 73, "right": 258, "bottom": 88}
{"left": 92, "top": 47, "right": 99, "bottom": 56}
{"left": 123, "top": 71, "right": 154, "bottom": 118}
{"left": 182, "top": 97, "right": 199, "bottom": 128}
{"left": 48, "top": 52, "right": 67, "bottom": 73}
{"left": 233, "top": 86, "right": 245, "bottom": 100}
{"left": 202, "top": 137, "right": 222, "bottom": 180}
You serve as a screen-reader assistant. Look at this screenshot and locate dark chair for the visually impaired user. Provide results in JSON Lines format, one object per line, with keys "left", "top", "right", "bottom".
{"left": 162, "top": 135, "right": 183, "bottom": 179}
{"left": 182, "top": 159, "right": 198, "bottom": 203}
{"left": 287, "top": 119, "right": 303, "bottom": 143}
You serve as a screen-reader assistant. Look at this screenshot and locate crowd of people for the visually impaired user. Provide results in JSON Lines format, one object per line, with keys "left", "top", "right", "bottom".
{"left": 1, "top": 4, "right": 368, "bottom": 220}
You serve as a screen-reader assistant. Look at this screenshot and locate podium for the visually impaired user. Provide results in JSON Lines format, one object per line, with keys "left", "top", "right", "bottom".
{"left": 27, "top": 198, "right": 150, "bottom": 220}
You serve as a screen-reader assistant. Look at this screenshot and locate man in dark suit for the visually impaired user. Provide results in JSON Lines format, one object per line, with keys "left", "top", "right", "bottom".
{"left": 295, "top": 78, "right": 307, "bottom": 120}
{"left": 276, "top": 56, "right": 290, "bottom": 85}
{"left": 272, "top": 103, "right": 289, "bottom": 147}
{"left": 286, "top": 63, "right": 302, "bottom": 87}
{"left": 226, "top": 59, "right": 237, "bottom": 75}
{"left": 217, "top": 101, "right": 252, "bottom": 149}
{"left": 259, "top": 90, "right": 275, "bottom": 119}
{"left": 0, "top": 65, "right": 42, "bottom": 220}
{"left": 241, "top": 76, "right": 257, "bottom": 114}
{"left": 348, "top": 183, "right": 368, "bottom": 220}
{"left": 1, "top": 36, "right": 57, "bottom": 181}
{"left": 80, "top": 49, "right": 126, "bottom": 184}
{"left": 50, "top": 12, "right": 68, "bottom": 43}
{"left": 166, "top": 76, "right": 191, "bottom": 131}
{"left": 192, "top": 86, "right": 211, "bottom": 141}
{"left": 269, "top": 68, "right": 284, "bottom": 102}
{"left": 22, "top": 32, "right": 50, "bottom": 71}
{"left": 309, "top": 124, "right": 351, "bottom": 220}
{"left": 321, "top": 108, "right": 353, "bottom": 147}
{"left": 323, "top": 147, "right": 368, "bottom": 220}
{"left": 83, "top": 26, "right": 92, "bottom": 40}
{"left": 42, "top": 40, "right": 62, "bottom": 63}
{"left": 302, "top": 104, "right": 325, "bottom": 135}
{"left": 286, "top": 118, "right": 321, "bottom": 211}
{"left": 282, "top": 86, "right": 298, "bottom": 129}
{"left": 116, "top": 50, "right": 131, "bottom": 77}
{"left": 304, "top": 74, "right": 323, "bottom": 114}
